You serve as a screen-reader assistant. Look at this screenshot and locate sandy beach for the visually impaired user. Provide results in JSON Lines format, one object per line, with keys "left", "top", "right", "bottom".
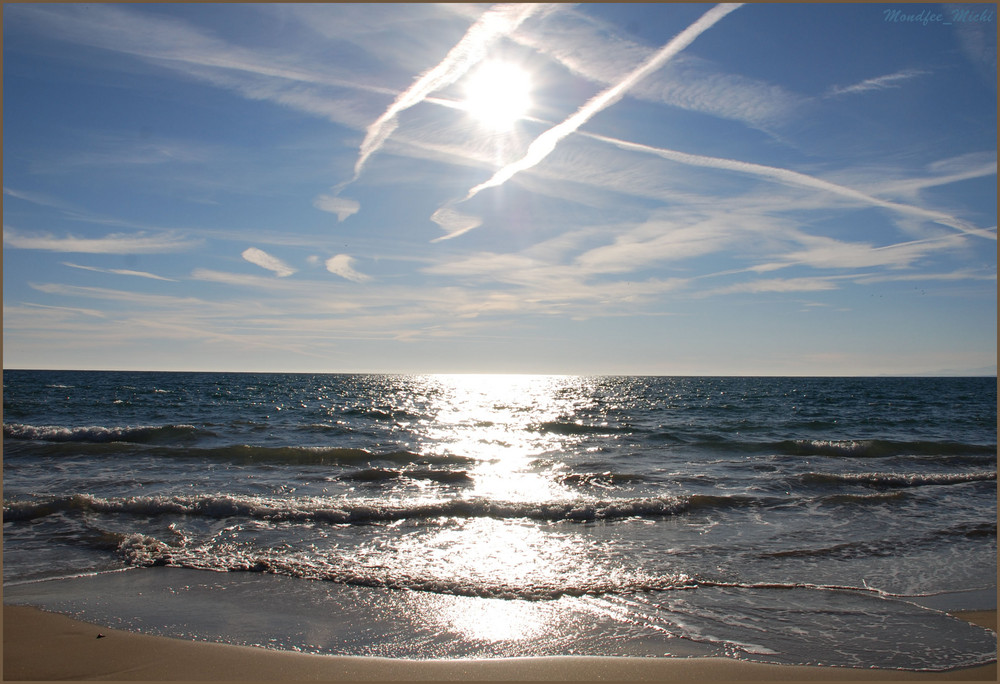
{"left": 3, "top": 604, "right": 995, "bottom": 681}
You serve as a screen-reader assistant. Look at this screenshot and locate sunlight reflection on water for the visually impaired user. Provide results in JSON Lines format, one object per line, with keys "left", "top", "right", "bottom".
{"left": 417, "top": 374, "right": 594, "bottom": 501}
{"left": 429, "top": 596, "right": 555, "bottom": 643}
{"left": 373, "top": 374, "right": 616, "bottom": 633}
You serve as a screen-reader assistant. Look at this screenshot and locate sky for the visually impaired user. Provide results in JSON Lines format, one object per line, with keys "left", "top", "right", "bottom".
{"left": 3, "top": 2, "right": 997, "bottom": 376}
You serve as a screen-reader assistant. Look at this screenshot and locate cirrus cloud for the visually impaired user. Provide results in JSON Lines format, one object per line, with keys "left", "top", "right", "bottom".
{"left": 3, "top": 228, "right": 200, "bottom": 254}
{"left": 241, "top": 247, "right": 296, "bottom": 277}
{"left": 325, "top": 254, "right": 371, "bottom": 282}
{"left": 313, "top": 194, "right": 360, "bottom": 221}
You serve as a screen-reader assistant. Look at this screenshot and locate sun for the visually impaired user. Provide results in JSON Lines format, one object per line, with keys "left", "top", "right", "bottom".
{"left": 462, "top": 61, "right": 532, "bottom": 130}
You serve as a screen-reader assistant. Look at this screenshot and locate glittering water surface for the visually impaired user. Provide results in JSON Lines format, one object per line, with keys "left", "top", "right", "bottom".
{"left": 3, "top": 371, "right": 996, "bottom": 669}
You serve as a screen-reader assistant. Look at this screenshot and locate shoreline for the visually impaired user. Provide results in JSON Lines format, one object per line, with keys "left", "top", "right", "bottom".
{"left": 4, "top": 604, "right": 996, "bottom": 681}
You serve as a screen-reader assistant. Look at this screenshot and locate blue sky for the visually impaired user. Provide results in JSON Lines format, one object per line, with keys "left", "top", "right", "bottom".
{"left": 3, "top": 3, "right": 996, "bottom": 375}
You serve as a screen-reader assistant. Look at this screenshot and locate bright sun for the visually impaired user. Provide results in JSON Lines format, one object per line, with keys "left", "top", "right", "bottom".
{"left": 463, "top": 61, "right": 532, "bottom": 130}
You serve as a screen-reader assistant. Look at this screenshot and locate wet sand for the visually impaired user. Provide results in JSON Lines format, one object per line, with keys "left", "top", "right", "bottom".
{"left": 3, "top": 604, "right": 996, "bottom": 681}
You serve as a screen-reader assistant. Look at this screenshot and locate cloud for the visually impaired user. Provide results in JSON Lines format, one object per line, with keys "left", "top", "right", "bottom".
{"left": 4, "top": 187, "right": 80, "bottom": 212}
{"left": 33, "top": 138, "right": 209, "bottom": 173}
{"left": 190, "top": 268, "right": 301, "bottom": 289}
{"left": 241, "top": 247, "right": 296, "bottom": 277}
{"left": 6, "top": 185, "right": 220, "bottom": 236}
{"left": 825, "top": 69, "right": 928, "bottom": 97}
{"left": 325, "top": 254, "right": 371, "bottom": 283}
{"left": 16, "top": 302, "right": 108, "bottom": 319}
{"left": 457, "top": 3, "right": 743, "bottom": 207}
{"left": 28, "top": 282, "right": 206, "bottom": 308}
{"left": 951, "top": 7, "right": 997, "bottom": 85}
{"left": 574, "top": 217, "right": 747, "bottom": 275}
{"left": 62, "top": 262, "right": 177, "bottom": 281}
{"left": 751, "top": 234, "right": 968, "bottom": 273}
{"left": 874, "top": 153, "right": 998, "bottom": 199}
{"left": 430, "top": 206, "right": 484, "bottom": 241}
{"left": 580, "top": 130, "right": 997, "bottom": 241}
{"left": 508, "top": 7, "right": 800, "bottom": 131}
{"left": 5, "top": 3, "right": 398, "bottom": 142}
{"left": 6, "top": 4, "right": 385, "bottom": 96}
{"left": 351, "top": 3, "right": 554, "bottom": 180}
{"left": 313, "top": 194, "right": 360, "bottom": 221}
{"left": 4, "top": 228, "right": 200, "bottom": 254}
{"left": 854, "top": 268, "right": 997, "bottom": 285}
{"left": 700, "top": 277, "right": 842, "bottom": 297}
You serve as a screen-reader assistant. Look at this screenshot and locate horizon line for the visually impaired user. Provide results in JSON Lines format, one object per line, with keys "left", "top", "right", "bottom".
{"left": 3, "top": 367, "right": 996, "bottom": 379}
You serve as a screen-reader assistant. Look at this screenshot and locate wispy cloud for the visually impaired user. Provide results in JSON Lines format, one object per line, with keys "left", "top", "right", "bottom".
{"left": 313, "top": 194, "right": 360, "bottom": 221}
{"left": 5, "top": 185, "right": 215, "bottom": 236}
{"left": 32, "top": 138, "right": 209, "bottom": 173}
{"left": 508, "top": 7, "right": 800, "bottom": 131}
{"left": 574, "top": 216, "right": 752, "bottom": 275}
{"left": 6, "top": 4, "right": 386, "bottom": 96}
{"left": 28, "top": 282, "right": 206, "bottom": 308}
{"left": 699, "top": 276, "right": 842, "bottom": 297}
{"left": 62, "top": 262, "right": 177, "bottom": 281}
{"left": 750, "top": 233, "right": 969, "bottom": 273}
{"left": 4, "top": 187, "right": 80, "bottom": 212}
{"left": 190, "top": 268, "right": 300, "bottom": 289}
{"left": 241, "top": 247, "right": 296, "bottom": 277}
{"left": 16, "top": 302, "right": 108, "bottom": 319}
{"left": 454, "top": 4, "right": 743, "bottom": 209}
{"left": 854, "top": 268, "right": 997, "bottom": 285}
{"left": 825, "top": 69, "right": 928, "bottom": 98}
{"left": 351, "top": 3, "right": 553, "bottom": 181}
{"left": 430, "top": 207, "right": 484, "bottom": 242}
{"left": 325, "top": 254, "right": 371, "bottom": 283}
{"left": 874, "top": 152, "right": 997, "bottom": 199}
{"left": 4, "top": 228, "right": 200, "bottom": 254}
{"left": 580, "top": 131, "right": 997, "bottom": 240}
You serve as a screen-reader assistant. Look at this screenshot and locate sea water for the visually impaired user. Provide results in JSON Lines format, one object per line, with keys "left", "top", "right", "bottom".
{"left": 3, "top": 371, "right": 996, "bottom": 669}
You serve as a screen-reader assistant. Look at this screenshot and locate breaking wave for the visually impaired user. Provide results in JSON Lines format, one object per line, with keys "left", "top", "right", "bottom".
{"left": 3, "top": 492, "right": 695, "bottom": 524}
{"left": 799, "top": 471, "right": 996, "bottom": 488}
{"left": 775, "top": 439, "right": 996, "bottom": 459}
{"left": 3, "top": 422, "right": 212, "bottom": 444}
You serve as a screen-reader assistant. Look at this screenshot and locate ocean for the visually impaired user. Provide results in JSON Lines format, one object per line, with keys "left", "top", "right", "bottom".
{"left": 3, "top": 370, "right": 996, "bottom": 670}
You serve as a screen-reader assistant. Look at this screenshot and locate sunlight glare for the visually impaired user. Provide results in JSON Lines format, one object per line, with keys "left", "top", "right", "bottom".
{"left": 462, "top": 61, "right": 532, "bottom": 130}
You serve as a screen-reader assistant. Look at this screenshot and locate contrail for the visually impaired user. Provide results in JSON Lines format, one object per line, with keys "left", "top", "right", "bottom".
{"left": 352, "top": 3, "right": 552, "bottom": 181}
{"left": 459, "top": 3, "right": 743, "bottom": 204}
{"left": 582, "top": 130, "right": 997, "bottom": 241}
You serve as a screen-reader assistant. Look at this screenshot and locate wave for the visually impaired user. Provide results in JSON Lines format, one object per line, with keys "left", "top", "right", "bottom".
{"left": 557, "top": 471, "right": 648, "bottom": 488}
{"left": 115, "top": 539, "right": 991, "bottom": 602}
{"left": 1, "top": 427, "right": 464, "bottom": 467}
{"left": 408, "top": 468, "right": 475, "bottom": 484}
{"left": 3, "top": 423, "right": 213, "bottom": 444}
{"left": 338, "top": 467, "right": 473, "bottom": 485}
{"left": 3, "top": 491, "right": 717, "bottom": 525}
{"left": 198, "top": 445, "right": 440, "bottom": 466}
{"left": 81, "top": 524, "right": 987, "bottom": 603}
{"left": 755, "top": 520, "right": 996, "bottom": 562}
{"left": 530, "top": 420, "right": 633, "bottom": 436}
{"left": 818, "top": 491, "right": 907, "bottom": 504}
{"left": 339, "top": 467, "right": 402, "bottom": 483}
{"left": 798, "top": 471, "right": 996, "bottom": 488}
{"left": 340, "top": 407, "right": 424, "bottom": 422}
{"left": 4, "top": 490, "right": 823, "bottom": 529}
{"left": 109, "top": 530, "right": 697, "bottom": 600}
{"left": 775, "top": 439, "right": 996, "bottom": 459}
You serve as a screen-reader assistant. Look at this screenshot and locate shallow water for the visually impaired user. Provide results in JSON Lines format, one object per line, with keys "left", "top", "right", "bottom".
{"left": 3, "top": 371, "right": 997, "bottom": 669}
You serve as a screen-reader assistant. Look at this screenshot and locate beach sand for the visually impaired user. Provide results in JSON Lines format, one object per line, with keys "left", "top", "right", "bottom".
{"left": 3, "top": 604, "right": 995, "bottom": 681}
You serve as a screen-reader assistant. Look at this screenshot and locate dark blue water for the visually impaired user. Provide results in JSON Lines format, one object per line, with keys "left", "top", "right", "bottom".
{"left": 3, "top": 371, "right": 996, "bottom": 669}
